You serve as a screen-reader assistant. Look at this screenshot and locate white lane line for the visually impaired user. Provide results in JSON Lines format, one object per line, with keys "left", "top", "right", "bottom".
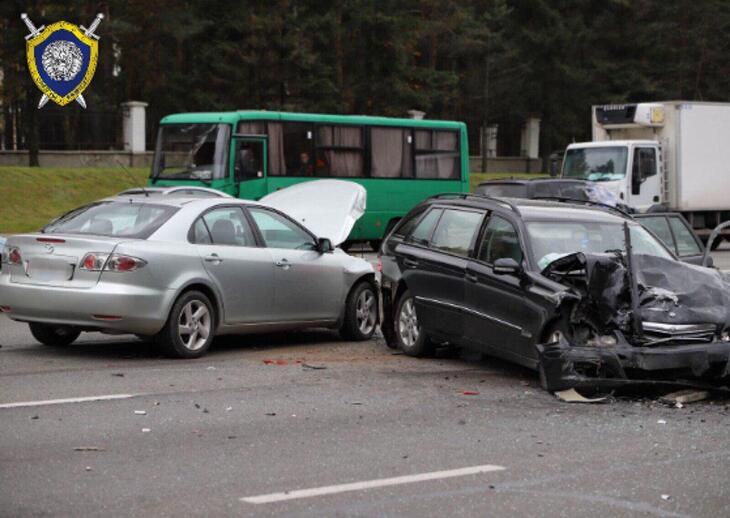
{"left": 0, "top": 393, "right": 136, "bottom": 409}
{"left": 240, "top": 464, "right": 506, "bottom": 504}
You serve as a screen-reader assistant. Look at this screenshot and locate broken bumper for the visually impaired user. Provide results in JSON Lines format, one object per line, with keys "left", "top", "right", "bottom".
{"left": 538, "top": 338, "right": 730, "bottom": 391}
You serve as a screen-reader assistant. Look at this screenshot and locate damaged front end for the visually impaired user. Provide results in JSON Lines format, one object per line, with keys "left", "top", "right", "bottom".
{"left": 538, "top": 247, "right": 730, "bottom": 391}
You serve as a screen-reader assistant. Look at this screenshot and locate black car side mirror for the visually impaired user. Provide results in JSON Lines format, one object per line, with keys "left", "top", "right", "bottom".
{"left": 317, "top": 237, "right": 333, "bottom": 254}
{"left": 493, "top": 257, "right": 521, "bottom": 275}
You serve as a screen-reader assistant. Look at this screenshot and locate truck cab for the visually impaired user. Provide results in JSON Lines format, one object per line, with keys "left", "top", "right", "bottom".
{"left": 562, "top": 140, "right": 662, "bottom": 212}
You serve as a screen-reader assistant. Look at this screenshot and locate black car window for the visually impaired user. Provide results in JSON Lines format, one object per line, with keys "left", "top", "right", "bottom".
{"left": 392, "top": 207, "right": 426, "bottom": 238}
{"left": 668, "top": 217, "right": 701, "bottom": 256}
{"left": 639, "top": 216, "right": 675, "bottom": 253}
{"left": 430, "top": 209, "right": 483, "bottom": 257}
{"left": 248, "top": 208, "right": 316, "bottom": 250}
{"left": 196, "top": 207, "right": 256, "bottom": 246}
{"left": 478, "top": 215, "right": 523, "bottom": 265}
{"left": 408, "top": 208, "right": 443, "bottom": 245}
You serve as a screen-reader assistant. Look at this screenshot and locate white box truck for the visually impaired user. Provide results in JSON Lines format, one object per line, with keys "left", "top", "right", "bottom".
{"left": 560, "top": 101, "right": 730, "bottom": 246}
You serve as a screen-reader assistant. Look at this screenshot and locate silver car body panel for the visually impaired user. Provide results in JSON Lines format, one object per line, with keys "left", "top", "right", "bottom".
{"left": 260, "top": 180, "right": 367, "bottom": 246}
{"left": 0, "top": 185, "right": 374, "bottom": 337}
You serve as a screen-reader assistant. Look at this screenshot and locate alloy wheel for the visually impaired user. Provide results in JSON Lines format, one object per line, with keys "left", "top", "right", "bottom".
{"left": 356, "top": 288, "right": 377, "bottom": 336}
{"left": 398, "top": 297, "right": 420, "bottom": 347}
{"left": 178, "top": 300, "right": 211, "bottom": 351}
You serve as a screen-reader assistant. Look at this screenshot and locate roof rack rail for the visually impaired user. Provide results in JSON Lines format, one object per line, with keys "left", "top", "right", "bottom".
{"left": 530, "top": 196, "right": 633, "bottom": 218}
{"left": 427, "top": 192, "right": 521, "bottom": 214}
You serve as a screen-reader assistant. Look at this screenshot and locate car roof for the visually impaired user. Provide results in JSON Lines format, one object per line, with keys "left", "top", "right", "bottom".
{"left": 421, "top": 194, "right": 630, "bottom": 224}
{"left": 101, "top": 195, "right": 264, "bottom": 210}
{"left": 116, "top": 186, "right": 231, "bottom": 197}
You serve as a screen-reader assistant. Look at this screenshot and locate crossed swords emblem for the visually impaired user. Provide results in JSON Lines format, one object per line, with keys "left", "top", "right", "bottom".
{"left": 21, "top": 12, "right": 103, "bottom": 109}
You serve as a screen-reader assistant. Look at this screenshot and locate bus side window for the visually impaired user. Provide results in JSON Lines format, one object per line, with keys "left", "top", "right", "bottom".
{"left": 414, "top": 130, "right": 459, "bottom": 180}
{"left": 282, "top": 122, "right": 314, "bottom": 176}
{"left": 371, "top": 128, "right": 413, "bottom": 178}
{"left": 316, "top": 125, "right": 363, "bottom": 178}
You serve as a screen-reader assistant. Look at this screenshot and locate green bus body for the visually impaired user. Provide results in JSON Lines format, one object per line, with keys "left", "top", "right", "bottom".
{"left": 149, "top": 111, "right": 469, "bottom": 242}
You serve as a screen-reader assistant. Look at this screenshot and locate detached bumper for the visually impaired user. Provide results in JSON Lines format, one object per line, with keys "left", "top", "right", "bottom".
{"left": 0, "top": 276, "right": 174, "bottom": 335}
{"left": 537, "top": 338, "right": 730, "bottom": 391}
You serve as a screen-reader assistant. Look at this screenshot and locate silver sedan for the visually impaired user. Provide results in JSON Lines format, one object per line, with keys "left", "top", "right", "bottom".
{"left": 0, "top": 184, "right": 377, "bottom": 358}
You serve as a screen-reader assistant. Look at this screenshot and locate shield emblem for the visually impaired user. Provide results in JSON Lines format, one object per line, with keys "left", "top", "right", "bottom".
{"left": 26, "top": 21, "right": 98, "bottom": 107}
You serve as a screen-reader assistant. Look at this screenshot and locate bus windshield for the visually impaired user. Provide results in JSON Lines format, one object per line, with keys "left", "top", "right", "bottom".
{"left": 562, "top": 146, "right": 628, "bottom": 182}
{"left": 152, "top": 124, "right": 230, "bottom": 182}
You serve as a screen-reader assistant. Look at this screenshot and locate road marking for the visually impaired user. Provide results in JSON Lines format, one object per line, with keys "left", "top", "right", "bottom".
{"left": 0, "top": 393, "right": 136, "bottom": 409}
{"left": 240, "top": 464, "right": 506, "bottom": 504}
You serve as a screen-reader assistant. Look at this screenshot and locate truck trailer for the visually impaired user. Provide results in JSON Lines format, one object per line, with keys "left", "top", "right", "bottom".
{"left": 561, "top": 101, "right": 730, "bottom": 247}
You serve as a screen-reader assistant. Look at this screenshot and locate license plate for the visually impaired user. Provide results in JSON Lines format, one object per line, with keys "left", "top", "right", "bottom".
{"left": 27, "top": 257, "right": 75, "bottom": 282}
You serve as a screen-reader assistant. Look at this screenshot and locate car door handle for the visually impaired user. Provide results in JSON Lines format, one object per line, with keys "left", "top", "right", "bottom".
{"left": 204, "top": 254, "right": 223, "bottom": 264}
{"left": 403, "top": 258, "right": 419, "bottom": 268}
{"left": 275, "top": 259, "right": 291, "bottom": 270}
{"left": 466, "top": 273, "right": 478, "bottom": 283}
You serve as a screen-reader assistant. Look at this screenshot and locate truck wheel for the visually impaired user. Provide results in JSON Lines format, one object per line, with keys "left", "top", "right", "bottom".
{"left": 340, "top": 281, "right": 378, "bottom": 341}
{"left": 29, "top": 323, "right": 81, "bottom": 347}
{"left": 156, "top": 291, "right": 215, "bottom": 359}
{"left": 394, "top": 289, "right": 434, "bottom": 357}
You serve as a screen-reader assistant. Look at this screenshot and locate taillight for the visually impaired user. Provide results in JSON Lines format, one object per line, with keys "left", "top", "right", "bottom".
{"left": 105, "top": 255, "right": 146, "bottom": 272}
{"left": 8, "top": 247, "right": 22, "bottom": 265}
{"left": 81, "top": 253, "right": 108, "bottom": 271}
{"left": 80, "top": 253, "right": 146, "bottom": 272}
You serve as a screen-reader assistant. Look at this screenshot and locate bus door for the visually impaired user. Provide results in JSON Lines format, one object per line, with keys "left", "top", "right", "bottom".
{"left": 232, "top": 137, "right": 267, "bottom": 200}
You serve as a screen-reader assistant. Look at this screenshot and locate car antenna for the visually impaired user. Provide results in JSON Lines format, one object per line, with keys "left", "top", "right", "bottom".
{"left": 115, "top": 158, "right": 149, "bottom": 197}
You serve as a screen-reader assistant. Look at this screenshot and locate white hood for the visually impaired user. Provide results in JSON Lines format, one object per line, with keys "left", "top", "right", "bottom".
{"left": 260, "top": 180, "right": 367, "bottom": 246}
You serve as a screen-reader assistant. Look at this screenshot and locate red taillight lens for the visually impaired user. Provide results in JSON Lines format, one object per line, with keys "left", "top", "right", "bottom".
{"left": 81, "top": 253, "right": 108, "bottom": 271}
{"left": 8, "top": 247, "right": 22, "bottom": 265}
{"left": 106, "top": 255, "right": 146, "bottom": 272}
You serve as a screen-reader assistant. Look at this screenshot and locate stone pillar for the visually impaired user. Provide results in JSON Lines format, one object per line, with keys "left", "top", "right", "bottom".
{"left": 486, "top": 124, "right": 498, "bottom": 157}
{"left": 121, "top": 101, "right": 148, "bottom": 153}
{"left": 520, "top": 117, "right": 541, "bottom": 159}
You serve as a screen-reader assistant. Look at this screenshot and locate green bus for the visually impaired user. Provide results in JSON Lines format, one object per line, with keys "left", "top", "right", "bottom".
{"left": 149, "top": 111, "right": 469, "bottom": 246}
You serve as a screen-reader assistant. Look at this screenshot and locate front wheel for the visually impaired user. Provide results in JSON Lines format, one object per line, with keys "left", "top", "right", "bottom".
{"left": 156, "top": 291, "right": 215, "bottom": 359}
{"left": 340, "top": 281, "right": 378, "bottom": 341}
{"left": 394, "top": 289, "right": 434, "bottom": 357}
{"left": 29, "top": 323, "right": 81, "bottom": 347}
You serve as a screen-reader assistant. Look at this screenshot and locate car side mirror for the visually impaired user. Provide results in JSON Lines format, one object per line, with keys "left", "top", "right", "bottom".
{"left": 493, "top": 257, "right": 521, "bottom": 275}
{"left": 317, "top": 237, "right": 333, "bottom": 254}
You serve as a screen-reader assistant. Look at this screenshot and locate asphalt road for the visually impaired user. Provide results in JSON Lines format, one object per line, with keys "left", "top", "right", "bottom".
{"left": 3, "top": 308, "right": 730, "bottom": 517}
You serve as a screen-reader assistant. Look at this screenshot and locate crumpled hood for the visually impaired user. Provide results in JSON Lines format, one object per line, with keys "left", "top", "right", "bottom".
{"left": 260, "top": 180, "right": 367, "bottom": 246}
{"left": 542, "top": 252, "right": 730, "bottom": 332}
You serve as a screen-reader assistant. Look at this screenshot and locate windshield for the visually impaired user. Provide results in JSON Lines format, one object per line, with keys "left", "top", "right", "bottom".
{"left": 152, "top": 123, "right": 231, "bottom": 182}
{"left": 43, "top": 202, "right": 178, "bottom": 239}
{"left": 526, "top": 220, "right": 674, "bottom": 270}
{"left": 562, "top": 147, "right": 628, "bottom": 182}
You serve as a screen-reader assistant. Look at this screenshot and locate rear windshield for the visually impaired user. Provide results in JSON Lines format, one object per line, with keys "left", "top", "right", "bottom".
{"left": 42, "top": 202, "right": 178, "bottom": 239}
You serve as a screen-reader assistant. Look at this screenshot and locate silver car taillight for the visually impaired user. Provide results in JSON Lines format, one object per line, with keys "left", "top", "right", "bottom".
{"left": 80, "top": 253, "right": 146, "bottom": 272}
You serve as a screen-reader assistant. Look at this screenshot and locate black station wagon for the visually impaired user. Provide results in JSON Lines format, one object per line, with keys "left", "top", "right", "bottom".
{"left": 379, "top": 194, "right": 730, "bottom": 391}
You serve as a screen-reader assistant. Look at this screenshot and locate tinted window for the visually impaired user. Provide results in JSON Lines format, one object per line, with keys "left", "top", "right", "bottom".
{"left": 639, "top": 216, "right": 674, "bottom": 252}
{"left": 42, "top": 202, "right": 177, "bottom": 239}
{"left": 315, "top": 125, "right": 364, "bottom": 177}
{"left": 393, "top": 208, "right": 426, "bottom": 237}
{"left": 668, "top": 217, "right": 701, "bottom": 256}
{"left": 408, "top": 208, "right": 443, "bottom": 245}
{"left": 430, "top": 210, "right": 483, "bottom": 257}
{"left": 478, "top": 215, "right": 523, "bottom": 265}
{"left": 199, "top": 207, "right": 256, "bottom": 246}
{"left": 476, "top": 184, "right": 528, "bottom": 198}
{"left": 249, "top": 208, "right": 316, "bottom": 250}
{"left": 371, "top": 127, "right": 413, "bottom": 178}
{"left": 414, "top": 130, "right": 459, "bottom": 179}
{"left": 633, "top": 147, "right": 657, "bottom": 179}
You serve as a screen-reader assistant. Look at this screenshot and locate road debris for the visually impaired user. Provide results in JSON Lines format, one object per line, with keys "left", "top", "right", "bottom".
{"left": 661, "top": 494, "right": 672, "bottom": 501}
{"left": 660, "top": 389, "right": 709, "bottom": 406}
{"left": 554, "top": 388, "right": 610, "bottom": 404}
{"left": 30, "top": 415, "right": 39, "bottom": 420}
{"left": 226, "top": 406, "right": 233, "bottom": 412}
{"left": 657, "top": 419, "right": 667, "bottom": 425}
{"left": 302, "top": 363, "right": 327, "bottom": 370}
{"left": 85, "top": 466, "right": 93, "bottom": 472}
{"left": 111, "top": 373, "right": 125, "bottom": 377}
{"left": 462, "top": 391, "right": 479, "bottom": 396}
{"left": 141, "top": 427, "right": 151, "bottom": 433}
{"left": 74, "top": 446, "right": 104, "bottom": 452}
{"left": 263, "top": 359, "right": 289, "bottom": 365}
{"left": 134, "top": 410, "right": 147, "bottom": 415}
{"left": 265, "top": 412, "right": 276, "bottom": 416}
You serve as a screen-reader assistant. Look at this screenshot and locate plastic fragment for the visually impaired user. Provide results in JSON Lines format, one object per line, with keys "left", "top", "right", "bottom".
{"left": 141, "top": 428, "right": 151, "bottom": 433}
{"left": 555, "top": 388, "right": 609, "bottom": 404}
{"left": 661, "top": 494, "right": 671, "bottom": 501}
{"left": 74, "top": 446, "right": 104, "bottom": 452}
{"left": 263, "top": 359, "right": 288, "bottom": 365}
{"left": 657, "top": 419, "right": 667, "bottom": 425}
{"left": 462, "top": 391, "right": 479, "bottom": 396}
{"left": 85, "top": 466, "right": 93, "bottom": 472}
{"left": 134, "top": 410, "right": 147, "bottom": 415}
{"left": 302, "top": 363, "right": 327, "bottom": 370}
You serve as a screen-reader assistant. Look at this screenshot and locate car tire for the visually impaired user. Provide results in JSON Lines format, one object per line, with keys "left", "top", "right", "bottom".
{"left": 156, "top": 291, "right": 215, "bottom": 359}
{"left": 394, "top": 289, "right": 434, "bottom": 357}
{"left": 340, "top": 281, "right": 378, "bottom": 341}
{"left": 29, "top": 323, "right": 81, "bottom": 347}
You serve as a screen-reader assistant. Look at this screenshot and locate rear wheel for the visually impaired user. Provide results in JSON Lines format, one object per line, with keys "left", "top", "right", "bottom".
{"left": 29, "top": 323, "right": 80, "bottom": 347}
{"left": 156, "top": 291, "right": 215, "bottom": 359}
{"left": 394, "top": 289, "right": 434, "bottom": 356}
{"left": 340, "top": 281, "right": 378, "bottom": 341}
